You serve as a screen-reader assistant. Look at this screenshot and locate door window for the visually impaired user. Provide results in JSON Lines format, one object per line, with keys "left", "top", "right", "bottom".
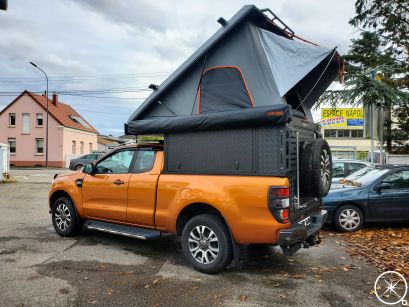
{"left": 133, "top": 149, "right": 156, "bottom": 173}
{"left": 332, "top": 162, "right": 345, "bottom": 178}
{"left": 96, "top": 150, "right": 135, "bottom": 174}
{"left": 347, "top": 163, "right": 367, "bottom": 175}
{"left": 381, "top": 171, "right": 409, "bottom": 189}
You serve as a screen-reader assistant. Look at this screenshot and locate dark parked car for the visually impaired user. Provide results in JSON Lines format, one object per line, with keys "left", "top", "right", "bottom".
{"left": 323, "top": 165, "right": 409, "bottom": 232}
{"left": 69, "top": 153, "right": 102, "bottom": 170}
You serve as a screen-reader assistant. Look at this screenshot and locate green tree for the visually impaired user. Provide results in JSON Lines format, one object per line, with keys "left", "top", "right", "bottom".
{"left": 321, "top": 0, "right": 409, "bottom": 152}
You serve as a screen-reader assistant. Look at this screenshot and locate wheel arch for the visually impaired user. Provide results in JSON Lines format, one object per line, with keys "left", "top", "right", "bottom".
{"left": 49, "top": 190, "right": 78, "bottom": 215}
{"left": 176, "top": 202, "right": 231, "bottom": 237}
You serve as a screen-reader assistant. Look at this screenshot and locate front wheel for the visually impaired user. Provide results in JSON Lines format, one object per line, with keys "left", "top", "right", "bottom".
{"left": 334, "top": 205, "right": 364, "bottom": 232}
{"left": 52, "top": 196, "right": 83, "bottom": 236}
{"left": 181, "top": 214, "right": 233, "bottom": 274}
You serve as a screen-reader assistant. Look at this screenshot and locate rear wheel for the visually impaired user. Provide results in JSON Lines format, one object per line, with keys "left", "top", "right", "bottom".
{"left": 52, "top": 197, "right": 83, "bottom": 236}
{"left": 334, "top": 205, "right": 363, "bottom": 232}
{"left": 181, "top": 214, "right": 232, "bottom": 274}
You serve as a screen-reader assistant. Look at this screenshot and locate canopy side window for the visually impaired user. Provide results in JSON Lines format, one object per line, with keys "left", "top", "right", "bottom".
{"left": 198, "top": 66, "right": 255, "bottom": 114}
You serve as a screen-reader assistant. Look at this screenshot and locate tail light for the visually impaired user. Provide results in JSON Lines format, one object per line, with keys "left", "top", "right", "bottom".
{"left": 268, "top": 186, "right": 290, "bottom": 223}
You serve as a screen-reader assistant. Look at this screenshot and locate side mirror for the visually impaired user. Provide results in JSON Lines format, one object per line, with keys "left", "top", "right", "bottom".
{"left": 376, "top": 182, "right": 391, "bottom": 192}
{"left": 82, "top": 163, "right": 94, "bottom": 174}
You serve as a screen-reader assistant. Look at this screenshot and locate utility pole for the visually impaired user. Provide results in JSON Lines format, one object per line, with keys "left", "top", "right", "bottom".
{"left": 29, "top": 62, "right": 49, "bottom": 168}
{"left": 370, "top": 70, "right": 376, "bottom": 165}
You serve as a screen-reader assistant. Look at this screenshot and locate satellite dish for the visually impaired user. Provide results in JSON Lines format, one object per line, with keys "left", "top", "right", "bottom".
{"left": 0, "top": 0, "right": 8, "bottom": 11}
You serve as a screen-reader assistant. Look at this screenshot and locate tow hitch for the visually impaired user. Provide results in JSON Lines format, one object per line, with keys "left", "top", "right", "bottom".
{"left": 278, "top": 210, "right": 327, "bottom": 256}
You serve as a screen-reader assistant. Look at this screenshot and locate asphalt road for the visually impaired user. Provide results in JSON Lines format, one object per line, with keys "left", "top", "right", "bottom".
{"left": 0, "top": 169, "right": 382, "bottom": 306}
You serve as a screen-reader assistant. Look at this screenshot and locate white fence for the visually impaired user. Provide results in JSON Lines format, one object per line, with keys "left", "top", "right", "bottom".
{"left": 0, "top": 143, "right": 10, "bottom": 180}
{"left": 386, "top": 154, "right": 409, "bottom": 165}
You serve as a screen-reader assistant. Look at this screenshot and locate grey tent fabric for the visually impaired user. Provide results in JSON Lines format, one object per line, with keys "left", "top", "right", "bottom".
{"left": 258, "top": 28, "right": 333, "bottom": 97}
{"left": 125, "top": 105, "right": 291, "bottom": 135}
{"left": 199, "top": 66, "right": 254, "bottom": 113}
{"left": 125, "top": 5, "right": 342, "bottom": 135}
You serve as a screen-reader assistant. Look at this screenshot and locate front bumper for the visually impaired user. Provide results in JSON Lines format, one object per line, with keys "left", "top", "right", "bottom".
{"left": 278, "top": 210, "right": 327, "bottom": 255}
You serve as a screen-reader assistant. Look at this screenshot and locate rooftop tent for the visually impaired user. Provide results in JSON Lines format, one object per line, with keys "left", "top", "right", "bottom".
{"left": 125, "top": 5, "right": 342, "bottom": 135}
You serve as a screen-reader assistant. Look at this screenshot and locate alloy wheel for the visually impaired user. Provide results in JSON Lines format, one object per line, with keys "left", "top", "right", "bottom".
{"left": 188, "top": 225, "right": 219, "bottom": 264}
{"left": 321, "top": 149, "right": 331, "bottom": 191}
{"left": 54, "top": 203, "right": 71, "bottom": 231}
{"left": 339, "top": 208, "right": 360, "bottom": 231}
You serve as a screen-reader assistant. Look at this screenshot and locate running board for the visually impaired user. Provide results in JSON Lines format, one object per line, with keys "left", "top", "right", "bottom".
{"left": 84, "top": 220, "right": 161, "bottom": 240}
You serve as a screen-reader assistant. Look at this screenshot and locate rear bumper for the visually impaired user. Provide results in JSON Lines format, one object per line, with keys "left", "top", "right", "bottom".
{"left": 278, "top": 210, "right": 327, "bottom": 254}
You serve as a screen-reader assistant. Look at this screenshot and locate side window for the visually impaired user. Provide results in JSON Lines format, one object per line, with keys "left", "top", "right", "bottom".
{"left": 347, "top": 163, "right": 366, "bottom": 175}
{"left": 402, "top": 171, "right": 409, "bottom": 189}
{"left": 381, "top": 171, "right": 407, "bottom": 189}
{"left": 332, "top": 162, "right": 345, "bottom": 178}
{"left": 95, "top": 150, "right": 135, "bottom": 174}
{"left": 133, "top": 150, "right": 156, "bottom": 173}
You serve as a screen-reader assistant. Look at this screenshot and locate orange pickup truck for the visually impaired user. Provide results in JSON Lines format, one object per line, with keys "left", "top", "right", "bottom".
{"left": 49, "top": 143, "right": 327, "bottom": 273}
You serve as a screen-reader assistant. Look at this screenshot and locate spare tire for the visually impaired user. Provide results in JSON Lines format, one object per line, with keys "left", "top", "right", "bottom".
{"left": 300, "top": 138, "right": 332, "bottom": 197}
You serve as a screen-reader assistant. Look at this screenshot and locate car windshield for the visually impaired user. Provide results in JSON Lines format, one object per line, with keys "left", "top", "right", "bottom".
{"left": 342, "top": 167, "right": 389, "bottom": 186}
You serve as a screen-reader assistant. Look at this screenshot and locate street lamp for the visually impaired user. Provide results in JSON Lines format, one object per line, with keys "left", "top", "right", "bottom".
{"left": 29, "top": 62, "right": 49, "bottom": 168}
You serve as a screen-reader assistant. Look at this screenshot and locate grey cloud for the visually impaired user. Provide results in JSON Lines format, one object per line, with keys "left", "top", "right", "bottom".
{"left": 69, "top": 0, "right": 172, "bottom": 32}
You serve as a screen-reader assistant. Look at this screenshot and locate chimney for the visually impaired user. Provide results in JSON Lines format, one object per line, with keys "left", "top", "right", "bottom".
{"left": 52, "top": 92, "right": 58, "bottom": 106}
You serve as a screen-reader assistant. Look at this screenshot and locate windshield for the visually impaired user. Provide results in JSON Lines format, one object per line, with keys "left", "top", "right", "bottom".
{"left": 342, "top": 167, "right": 389, "bottom": 186}
{"left": 345, "top": 166, "right": 374, "bottom": 181}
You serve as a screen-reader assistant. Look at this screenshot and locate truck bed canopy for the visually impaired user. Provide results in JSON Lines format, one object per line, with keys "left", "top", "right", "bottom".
{"left": 126, "top": 5, "right": 341, "bottom": 135}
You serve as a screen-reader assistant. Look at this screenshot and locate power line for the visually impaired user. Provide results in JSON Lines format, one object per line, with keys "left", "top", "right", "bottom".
{"left": 0, "top": 87, "right": 153, "bottom": 95}
{"left": 0, "top": 72, "right": 171, "bottom": 82}
{"left": 60, "top": 94, "right": 147, "bottom": 99}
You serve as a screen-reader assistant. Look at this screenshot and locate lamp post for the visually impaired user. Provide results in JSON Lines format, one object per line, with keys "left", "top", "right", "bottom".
{"left": 29, "top": 62, "right": 49, "bottom": 168}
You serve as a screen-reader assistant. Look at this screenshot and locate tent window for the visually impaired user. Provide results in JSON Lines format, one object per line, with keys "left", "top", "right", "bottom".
{"left": 198, "top": 66, "right": 254, "bottom": 114}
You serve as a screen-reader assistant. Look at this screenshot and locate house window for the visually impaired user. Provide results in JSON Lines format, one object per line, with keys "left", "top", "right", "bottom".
{"left": 351, "top": 130, "right": 363, "bottom": 138}
{"left": 35, "top": 138, "right": 44, "bottom": 154}
{"left": 324, "top": 129, "right": 337, "bottom": 138}
{"left": 324, "top": 129, "right": 364, "bottom": 139}
{"left": 89, "top": 142, "right": 93, "bottom": 153}
{"left": 337, "top": 130, "right": 350, "bottom": 138}
{"left": 22, "top": 113, "right": 30, "bottom": 134}
{"left": 36, "top": 113, "right": 43, "bottom": 127}
{"left": 8, "top": 138, "right": 16, "bottom": 153}
{"left": 9, "top": 113, "right": 16, "bottom": 126}
{"left": 80, "top": 141, "right": 84, "bottom": 154}
{"left": 72, "top": 141, "right": 76, "bottom": 154}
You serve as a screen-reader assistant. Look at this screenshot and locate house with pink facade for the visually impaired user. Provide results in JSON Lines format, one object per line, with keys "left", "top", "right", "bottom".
{"left": 0, "top": 90, "right": 98, "bottom": 167}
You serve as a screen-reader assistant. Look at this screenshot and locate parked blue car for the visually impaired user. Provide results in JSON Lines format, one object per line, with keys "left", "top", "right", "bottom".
{"left": 323, "top": 165, "right": 409, "bottom": 232}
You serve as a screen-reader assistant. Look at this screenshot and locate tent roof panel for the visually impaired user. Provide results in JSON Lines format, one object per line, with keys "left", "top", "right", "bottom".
{"left": 128, "top": 5, "right": 290, "bottom": 122}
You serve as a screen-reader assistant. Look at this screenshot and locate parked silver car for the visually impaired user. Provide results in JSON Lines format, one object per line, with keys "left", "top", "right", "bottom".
{"left": 332, "top": 159, "right": 371, "bottom": 183}
{"left": 69, "top": 153, "right": 103, "bottom": 170}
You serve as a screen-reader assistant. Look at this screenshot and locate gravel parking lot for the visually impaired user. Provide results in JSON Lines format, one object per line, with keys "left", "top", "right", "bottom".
{"left": 0, "top": 169, "right": 383, "bottom": 306}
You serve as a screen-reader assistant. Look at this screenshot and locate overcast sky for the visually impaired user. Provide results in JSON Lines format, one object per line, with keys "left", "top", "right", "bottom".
{"left": 0, "top": 0, "right": 357, "bottom": 135}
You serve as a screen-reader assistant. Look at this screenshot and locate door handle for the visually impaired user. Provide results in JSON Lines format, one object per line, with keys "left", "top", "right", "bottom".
{"left": 113, "top": 179, "right": 125, "bottom": 185}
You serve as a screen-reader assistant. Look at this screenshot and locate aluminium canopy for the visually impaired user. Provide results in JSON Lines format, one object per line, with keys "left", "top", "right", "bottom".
{"left": 126, "top": 5, "right": 342, "bottom": 135}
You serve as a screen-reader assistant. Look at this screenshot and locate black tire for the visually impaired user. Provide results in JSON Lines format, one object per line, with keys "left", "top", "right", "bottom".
{"left": 334, "top": 204, "right": 364, "bottom": 232}
{"left": 300, "top": 138, "right": 332, "bottom": 197}
{"left": 181, "top": 214, "right": 233, "bottom": 274}
{"left": 51, "top": 196, "right": 83, "bottom": 237}
{"left": 300, "top": 142, "right": 314, "bottom": 196}
{"left": 75, "top": 164, "right": 83, "bottom": 171}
